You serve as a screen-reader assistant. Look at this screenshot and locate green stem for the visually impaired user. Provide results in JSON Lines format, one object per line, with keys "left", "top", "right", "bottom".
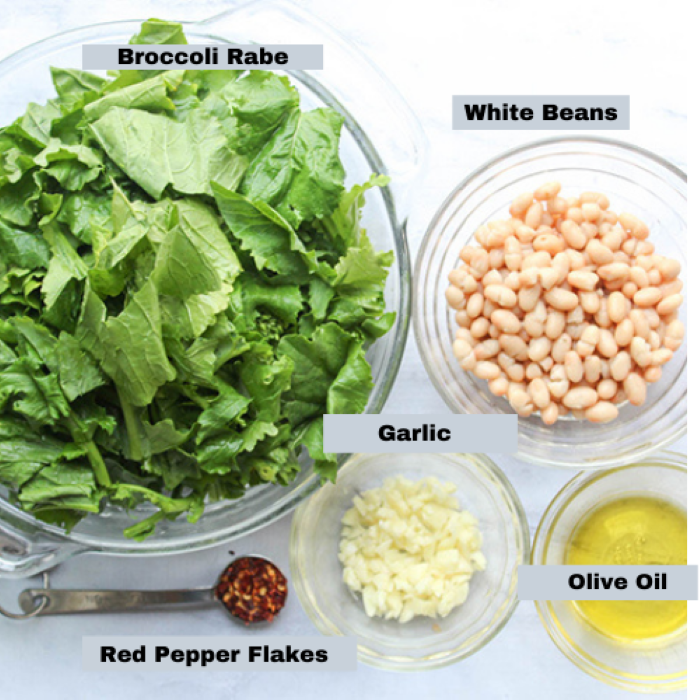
{"left": 117, "top": 386, "right": 143, "bottom": 463}
{"left": 123, "top": 511, "right": 166, "bottom": 541}
{"left": 84, "top": 439, "right": 112, "bottom": 488}
{"left": 66, "top": 413, "right": 111, "bottom": 488}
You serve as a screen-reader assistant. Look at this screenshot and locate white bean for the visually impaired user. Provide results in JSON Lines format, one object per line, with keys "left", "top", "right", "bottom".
{"left": 484, "top": 284, "right": 518, "bottom": 308}
{"left": 630, "top": 309, "right": 650, "bottom": 340}
{"left": 467, "top": 293, "right": 484, "bottom": 318}
{"left": 597, "top": 378, "right": 618, "bottom": 400}
{"left": 581, "top": 191, "right": 610, "bottom": 209}
{"left": 491, "top": 309, "right": 522, "bottom": 334}
{"left": 598, "top": 263, "right": 630, "bottom": 283}
{"left": 529, "top": 378, "right": 551, "bottom": 409}
{"left": 471, "top": 317, "right": 490, "bottom": 338}
{"left": 525, "top": 201, "right": 543, "bottom": 229}
{"left": 539, "top": 267, "right": 561, "bottom": 291}
{"left": 664, "top": 320, "right": 685, "bottom": 351}
{"left": 510, "top": 193, "right": 534, "bottom": 217}
{"left": 567, "top": 270, "right": 599, "bottom": 291}
{"left": 586, "top": 239, "right": 614, "bottom": 265}
{"left": 657, "top": 294, "right": 683, "bottom": 316}
{"left": 544, "top": 288, "right": 579, "bottom": 311}
{"left": 650, "top": 348, "right": 673, "bottom": 366}
{"left": 580, "top": 291, "right": 601, "bottom": 314}
{"left": 518, "top": 284, "right": 541, "bottom": 312}
{"left": 452, "top": 339, "right": 473, "bottom": 360}
{"left": 488, "top": 376, "right": 509, "bottom": 396}
{"left": 534, "top": 182, "right": 561, "bottom": 200}
{"left": 547, "top": 365, "right": 570, "bottom": 399}
{"left": 500, "top": 334, "right": 529, "bottom": 360}
{"left": 623, "top": 373, "right": 647, "bottom": 406}
{"left": 633, "top": 287, "right": 663, "bottom": 307}
{"left": 545, "top": 311, "right": 567, "bottom": 340}
{"left": 528, "top": 337, "right": 552, "bottom": 363}
{"left": 614, "top": 319, "right": 635, "bottom": 347}
{"left": 607, "top": 291, "right": 627, "bottom": 324}
{"left": 585, "top": 402, "right": 619, "bottom": 423}
{"left": 630, "top": 336, "right": 652, "bottom": 368}
{"left": 560, "top": 220, "right": 587, "bottom": 250}
{"left": 658, "top": 258, "right": 681, "bottom": 280}
{"left": 564, "top": 351, "right": 584, "bottom": 383}
{"left": 459, "top": 353, "right": 477, "bottom": 371}
{"left": 597, "top": 329, "right": 618, "bottom": 358}
{"left": 610, "top": 351, "right": 632, "bottom": 382}
{"left": 581, "top": 202, "right": 601, "bottom": 222}
{"left": 474, "top": 339, "right": 500, "bottom": 360}
{"left": 619, "top": 212, "right": 649, "bottom": 240}
{"left": 509, "top": 387, "right": 533, "bottom": 413}
{"left": 584, "top": 355, "right": 602, "bottom": 383}
{"left": 644, "top": 366, "right": 663, "bottom": 383}
{"left": 551, "top": 334, "right": 573, "bottom": 363}
{"left": 541, "top": 403, "right": 559, "bottom": 425}
{"left": 446, "top": 286, "right": 466, "bottom": 309}
{"left": 474, "top": 361, "right": 501, "bottom": 380}
{"left": 483, "top": 269, "right": 503, "bottom": 287}
{"left": 562, "top": 387, "right": 598, "bottom": 410}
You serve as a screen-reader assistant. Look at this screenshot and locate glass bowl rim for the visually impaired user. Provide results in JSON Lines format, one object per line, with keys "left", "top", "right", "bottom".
{"left": 289, "top": 452, "right": 531, "bottom": 671}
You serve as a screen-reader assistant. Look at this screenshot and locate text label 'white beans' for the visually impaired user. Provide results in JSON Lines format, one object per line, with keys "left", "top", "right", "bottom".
{"left": 452, "top": 96, "right": 630, "bottom": 130}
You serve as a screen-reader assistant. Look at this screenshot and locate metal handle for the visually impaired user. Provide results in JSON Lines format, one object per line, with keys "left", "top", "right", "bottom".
{"left": 18, "top": 585, "right": 216, "bottom": 615}
{"left": 0, "top": 507, "right": 87, "bottom": 579}
{"left": 0, "top": 573, "right": 50, "bottom": 619}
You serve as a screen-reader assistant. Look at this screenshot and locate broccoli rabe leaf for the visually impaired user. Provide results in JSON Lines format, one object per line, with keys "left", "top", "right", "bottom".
{"left": 241, "top": 108, "right": 345, "bottom": 226}
{"left": 89, "top": 107, "right": 248, "bottom": 198}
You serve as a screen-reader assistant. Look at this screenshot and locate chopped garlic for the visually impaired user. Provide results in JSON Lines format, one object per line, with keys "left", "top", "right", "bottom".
{"left": 338, "top": 476, "right": 486, "bottom": 623}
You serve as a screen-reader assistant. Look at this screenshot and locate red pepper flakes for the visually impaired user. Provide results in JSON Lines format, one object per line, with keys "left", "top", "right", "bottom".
{"left": 215, "top": 556, "right": 288, "bottom": 624}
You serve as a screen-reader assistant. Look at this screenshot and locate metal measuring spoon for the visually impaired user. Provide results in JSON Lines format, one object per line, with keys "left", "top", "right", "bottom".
{"left": 14, "top": 555, "right": 287, "bottom": 623}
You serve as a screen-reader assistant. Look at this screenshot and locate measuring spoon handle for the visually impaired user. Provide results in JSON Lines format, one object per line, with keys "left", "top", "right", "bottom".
{"left": 19, "top": 586, "right": 216, "bottom": 615}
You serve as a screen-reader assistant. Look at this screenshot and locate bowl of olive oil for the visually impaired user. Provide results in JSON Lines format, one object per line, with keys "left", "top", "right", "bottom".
{"left": 532, "top": 453, "right": 687, "bottom": 692}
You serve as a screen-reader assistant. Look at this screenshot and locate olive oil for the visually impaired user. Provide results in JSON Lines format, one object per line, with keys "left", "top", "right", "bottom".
{"left": 565, "top": 496, "right": 687, "bottom": 643}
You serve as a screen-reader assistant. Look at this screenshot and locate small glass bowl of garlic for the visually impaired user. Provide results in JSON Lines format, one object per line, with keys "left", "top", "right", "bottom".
{"left": 289, "top": 453, "right": 529, "bottom": 671}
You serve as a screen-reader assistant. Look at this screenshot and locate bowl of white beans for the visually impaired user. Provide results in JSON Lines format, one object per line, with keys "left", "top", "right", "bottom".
{"left": 414, "top": 137, "right": 686, "bottom": 469}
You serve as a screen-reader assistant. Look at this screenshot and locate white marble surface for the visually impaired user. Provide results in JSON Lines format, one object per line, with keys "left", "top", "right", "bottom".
{"left": 0, "top": 0, "right": 687, "bottom": 698}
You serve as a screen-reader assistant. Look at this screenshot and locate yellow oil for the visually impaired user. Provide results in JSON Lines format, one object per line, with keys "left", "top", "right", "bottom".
{"left": 565, "top": 495, "right": 687, "bottom": 643}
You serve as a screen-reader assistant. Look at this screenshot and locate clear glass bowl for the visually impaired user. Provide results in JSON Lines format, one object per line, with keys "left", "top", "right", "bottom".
{"left": 414, "top": 137, "right": 687, "bottom": 469}
{"left": 531, "top": 452, "right": 687, "bottom": 692}
{"left": 0, "top": 1, "right": 426, "bottom": 578}
{"left": 289, "top": 453, "right": 529, "bottom": 671}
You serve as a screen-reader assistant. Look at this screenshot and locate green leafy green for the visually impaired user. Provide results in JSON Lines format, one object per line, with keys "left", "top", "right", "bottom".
{"left": 51, "top": 67, "right": 107, "bottom": 111}
{"left": 241, "top": 108, "right": 345, "bottom": 226}
{"left": 98, "top": 279, "right": 177, "bottom": 407}
{"left": 0, "top": 19, "right": 394, "bottom": 539}
{"left": 213, "top": 184, "right": 310, "bottom": 277}
{"left": 83, "top": 71, "right": 183, "bottom": 122}
{"left": 89, "top": 107, "right": 247, "bottom": 198}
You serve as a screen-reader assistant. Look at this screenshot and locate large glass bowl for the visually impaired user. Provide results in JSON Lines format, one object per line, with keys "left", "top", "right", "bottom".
{"left": 531, "top": 452, "right": 687, "bottom": 692}
{"left": 414, "top": 137, "right": 686, "bottom": 469}
{"left": 0, "top": 2, "right": 426, "bottom": 578}
{"left": 289, "top": 453, "right": 529, "bottom": 671}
